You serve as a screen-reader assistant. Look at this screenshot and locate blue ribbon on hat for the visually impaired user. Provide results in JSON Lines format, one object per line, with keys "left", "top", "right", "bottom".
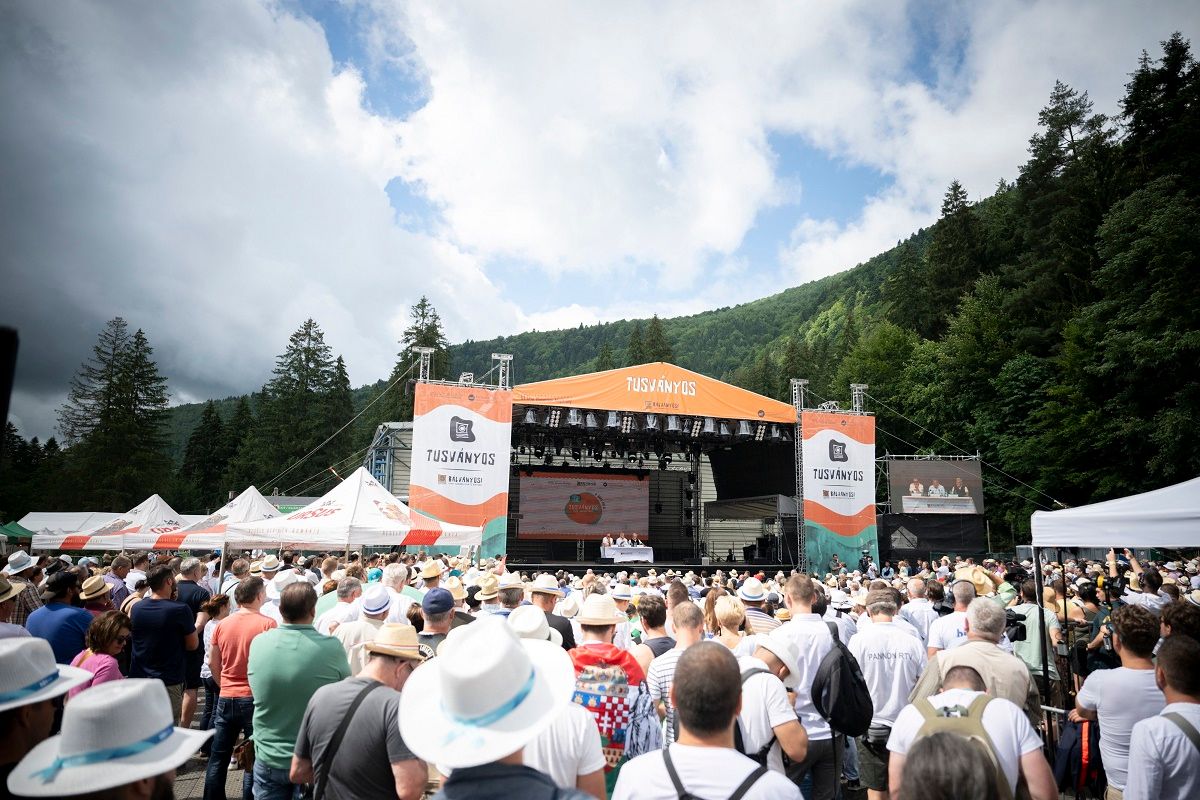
{"left": 0, "top": 672, "right": 58, "bottom": 703}
{"left": 33, "top": 724, "right": 175, "bottom": 782}
{"left": 440, "top": 668, "right": 536, "bottom": 745}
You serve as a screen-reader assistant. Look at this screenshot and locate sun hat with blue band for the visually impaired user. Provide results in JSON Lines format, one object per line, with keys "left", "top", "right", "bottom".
{"left": 0, "top": 639, "right": 90, "bottom": 714}
{"left": 398, "top": 615, "right": 575, "bottom": 769}
{"left": 737, "top": 576, "right": 768, "bottom": 603}
{"left": 7, "top": 678, "right": 212, "bottom": 797}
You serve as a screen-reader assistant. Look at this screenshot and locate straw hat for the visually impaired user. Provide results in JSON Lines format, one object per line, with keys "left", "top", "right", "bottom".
{"left": 443, "top": 576, "right": 467, "bottom": 601}
{"left": 507, "top": 605, "right": 563, "bottom": 647}
{"left": 0, "top": 574, "right": 22, "bottom": 604}
{"left": 79, "top": 575, "right": 112, "bottom": 602}
{"left": 576, "top": 593, "right": 627, "bottom": 626}
{"left": 610, "top": 583, "right": 632, "bottom": 601}
{"left": 529, "top": 574, "right": 563, "bottom": 597}
{"left": 8, "top": 678, "right": 211, "bottom": 796}
{"left": 399, "top": 617, "right": 574, "bottom": 769}
{"left": 420, "top": 561, "right": 442, "bottom": 580}
{"left": 364, "top": 623, "right": 425, "bottom": 662}
{"left": 498, "top": 572, "right": 526, "bottom": 591}
{"left": 775, "top": 608, "right": 791, "bottom": 622}
{"left": 260, "top": 555, "right": 281, "bottom": 573}
{"left": 954, "top": 566, "right": 993, "bottom": 597}
{"left": 738, "top": 577, "right": 767, "bottom": 602}
{"left": 0, "top": 639, "right": 91, "bottom": 714}
{"left": 248, "top": 561, "right": 263, "bottom": 577}
{"left": 475, "top": 574, "right": 500, "bottom": 601}
{"left": 3, "top": 549, "right": 33, "bottom": 575}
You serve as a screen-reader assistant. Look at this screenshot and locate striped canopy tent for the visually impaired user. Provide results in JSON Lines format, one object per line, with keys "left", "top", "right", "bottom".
{"left": 33, "top": 494, "right": 185, "bottom": 551}
{"left": 1, "top": 521, "right": 33, "bottom": 541}
{"left": 115, "top": 486, "right": 282, "bottom": 551}
{"left": 227, "top": 467, "right": 483, "bottom": 549}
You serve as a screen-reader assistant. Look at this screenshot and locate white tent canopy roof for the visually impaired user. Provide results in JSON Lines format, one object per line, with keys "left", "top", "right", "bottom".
{"left": 32, "top": 494, "right": 187, "bottom": 551}
{"left": 118, "top": 486, "right": 282, "bottom": 551}
{"left": 228, "top": 467, "right": 483, "bottom": 549}
{"left": 1031, "top": 476, "right": 1200, "bottom": 548}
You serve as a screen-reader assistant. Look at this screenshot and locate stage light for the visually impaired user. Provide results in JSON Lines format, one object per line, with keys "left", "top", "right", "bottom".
{"left": 754, "top": 422, "right": 767, "bottom": 442}
{"left": 655, "top": 502, "right": 663, "bottom": 514}
{"left": 533, "top": 446, "right": 544, "bottom": 458}
{"left": 718, "top": 421, "right": 733, "bottom": 439}
{"left": 603, "top": 461, "right": 611, "bottom": 469}
{"left": 547, "top": 408, "right": 562, "bottom": 427}
{"left": 644, "top": 413, "right": 660, "bottom": 432}
{"left": 566, "top": 409, "right": 583, "bottom": 428}
{"left": 522, "top": 408, "right": 540, "bottom": 426}
{"left": 769, "top": 424, "right": 783, "bottom": 442}
{"left": 685, "top": 489, "right": 694, "bottom": 501}
{"left": 664, "top": 453, "right": 673, "bottom": 463}
{"left": 665, "top": 415, "right": 682, "bottom": 434}
{"left": 638, "top": 457, "right": 645, "bottom": 468}
{"left": 585, "top": 412, "right": 599, "bottom": 431}
{"left": 571, "top": 448, "right": 582, "bottom": 461}
{"left": 735, "top": 420, "right": 753, "bottom": 440}
{"left": 605, "top": 411, "right": 621, "bottom": 432}
{"left": 658, "top": 459, "right": 668, "bottom": 471}
{"left": 701, "top": 417, "right": 718, "bottom": 437}
{"left": 684, "top": 508, "right": 693, "bottom": 520}
{"left": 687, "top": 472, "right": 696, "bottom": 485}
{"left": 688, "top": 418, "right": 703, "bottom": 438}
{"left": 518, "top": 445, "right": 526, "bottom": 455}
{"left": 621, "top": 413, "right": 637, "bottom": 434}
{"left": 543, "top": 453, "right": 553, "bottom": 465}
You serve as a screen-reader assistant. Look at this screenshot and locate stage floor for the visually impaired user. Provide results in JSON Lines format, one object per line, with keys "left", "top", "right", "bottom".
{"left": 505, "top": 561, "right": 797, "bottom": 575}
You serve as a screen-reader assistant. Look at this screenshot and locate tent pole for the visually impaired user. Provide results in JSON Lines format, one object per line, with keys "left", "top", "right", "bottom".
{"left": 1033, "top": 546, "right": 1053, "bottom": 750}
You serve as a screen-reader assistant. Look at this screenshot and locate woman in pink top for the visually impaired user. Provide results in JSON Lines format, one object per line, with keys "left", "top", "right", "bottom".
{"left": 68, "top": 609, "right": 132, "bottom": 698}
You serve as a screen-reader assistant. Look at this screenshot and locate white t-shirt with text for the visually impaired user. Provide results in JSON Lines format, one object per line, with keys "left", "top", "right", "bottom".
{"left": 848, "top": 621, "right": 927, "bottom": 727}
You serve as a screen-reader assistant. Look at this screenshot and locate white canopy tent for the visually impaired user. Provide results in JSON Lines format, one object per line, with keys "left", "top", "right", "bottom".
{"left": 33, "top": 494, "right": 186, "bottom": 551}
{"left": 115, "top": 486, "right": 282, "bottom": 551}
{"left": 1031, "top": 476, "right": 1200, "bottom": 549}
{"left": 227, "top": 467, "right": 484, "bottom": 550}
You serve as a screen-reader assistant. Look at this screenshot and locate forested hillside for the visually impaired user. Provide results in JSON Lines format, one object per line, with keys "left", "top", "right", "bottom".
{"left": 3, "top": 35, "right": 1197, "bottom": 550}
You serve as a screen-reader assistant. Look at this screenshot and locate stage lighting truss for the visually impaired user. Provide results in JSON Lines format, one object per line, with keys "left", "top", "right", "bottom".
{"left": 566, "top": 409, "right": 584, "bottom": 428}
{"left": 754, "top": 422, "right": 767, "bottom": 442}
{"left": 688, "top": 418, "right": 703, "bottom": 438}
{"left": 546, "top": 408, "right": 562, "bottom": 427}
{"left": 620, "top": 413, "right": 637, "bottom": 434}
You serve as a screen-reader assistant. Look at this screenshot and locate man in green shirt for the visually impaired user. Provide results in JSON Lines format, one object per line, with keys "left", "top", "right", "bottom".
{"left": 1009, "top": 580, "right": 1062, "bottom": 704}
{"left": 248, "top": 581, "right": 350, "bottom": 800}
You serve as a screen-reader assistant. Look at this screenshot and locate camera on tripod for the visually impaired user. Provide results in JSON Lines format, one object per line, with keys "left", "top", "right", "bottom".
{"left": 1005, "top": 608, "right": 1027, "bottom": 642}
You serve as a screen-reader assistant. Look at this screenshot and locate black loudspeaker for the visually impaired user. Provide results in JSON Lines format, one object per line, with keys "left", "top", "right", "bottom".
{"left": 597, "top": 557, "right": 614, "bottom": 565}
{"left": 742, "top": 544, "right": 756, "bottom": 562}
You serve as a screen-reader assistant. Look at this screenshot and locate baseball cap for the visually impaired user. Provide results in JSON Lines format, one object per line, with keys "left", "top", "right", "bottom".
{"left": 423, "top": 588, "right": 454, "bottom": 615}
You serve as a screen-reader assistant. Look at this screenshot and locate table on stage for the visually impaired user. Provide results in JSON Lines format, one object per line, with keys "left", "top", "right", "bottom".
{"left": 602, "top": 546, "right": 655, "bottom": 563}
{"left": 900, "top": 495, "right": 976, "bottom": 513}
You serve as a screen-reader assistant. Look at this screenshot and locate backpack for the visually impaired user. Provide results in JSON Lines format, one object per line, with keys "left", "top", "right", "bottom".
{"left": 913, "top": 694, "right": 1013, "bottom": 800}
{"left": 811, "top": 621, "right": 873, "bottom": 737}
{"left": 662, "top": 746, "right": 767, "bottom": 800}
{"left": 733, "top": 668, "right": 778, "bottom": 766}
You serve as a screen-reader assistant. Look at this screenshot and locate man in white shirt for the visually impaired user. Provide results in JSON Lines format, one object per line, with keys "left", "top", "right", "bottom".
{"left": 613, "top": 641, "right": 800, "bottom": 799}
{"left": 735, "top": 633, "right": 809, "bottom": 775}
{"left": 1125, "top": 634, "right": 1200, "bottom": 800}
{"left": 124, "top": 552, "right": 150, "bottom": 592}
{"left": 848, "top": 590, "right": 927, "bottom": 800}
{"left": 926, "top": 579, "right": 1014, "bottom": 657}
{"left": 381, "top": 564, "right": 416, "bottom": 623}
{"left": 898, "top": 578, "right": 940, "bottom": 645}
{"left": 887, "top": 665, "right": 1057, "bottom": 800}
{"left": 333, "top": 585, "right": 391, "bottom": 675}
{"left": 315, "top": 577, "right": 362, "bottom": 635}
{"left": 1072, "top": 604, "right": 1166, "bottom": 797}
{"left": 772, "top": 574, "right": 838, "bottom": 800}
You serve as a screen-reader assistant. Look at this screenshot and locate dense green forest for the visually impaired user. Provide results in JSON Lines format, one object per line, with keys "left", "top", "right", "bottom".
{"left": 2, "top": 36, "right": 1197, "bottom": 550}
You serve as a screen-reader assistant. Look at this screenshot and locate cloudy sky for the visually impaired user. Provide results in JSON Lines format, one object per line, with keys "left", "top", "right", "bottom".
{"left": 2, "top": 1, "right": 1196, "bottom": 439}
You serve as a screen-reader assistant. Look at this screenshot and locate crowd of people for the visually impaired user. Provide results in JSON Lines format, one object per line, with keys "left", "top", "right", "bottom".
{"left": 1, "top": 545, "right": 1198, "bottom": 800}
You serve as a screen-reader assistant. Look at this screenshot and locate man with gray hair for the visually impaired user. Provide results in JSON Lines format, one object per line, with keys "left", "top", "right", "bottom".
{"left": 910, "top": 597, "right": 1042, "bottom": 725}
{"left": 898, "top": 577, "right": 939, "bottom": 646}
{"left": 175, "top": 556, "right": 212, "bottom": 730}
{"left": 381, "top": 563, "right": 416, "bottom": 623}
{"left": 848, "top": 590, "right": 927, "bottom": 800}
{"left": 103, "top": 554, "right": 132, "bottom": 607}
{"left": 315, "top": 577, "right": 362, "bottom": 635}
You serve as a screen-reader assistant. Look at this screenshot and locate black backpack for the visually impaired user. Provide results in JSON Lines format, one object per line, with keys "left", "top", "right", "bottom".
{"left": 733, "top": 668, "right": 778, "bottom": 765}
{"left": 811, "top": 620, "right": 873, "bottom": 737}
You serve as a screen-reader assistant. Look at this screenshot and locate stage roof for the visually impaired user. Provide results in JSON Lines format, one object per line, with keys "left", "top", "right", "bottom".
{"left": 513, "top": 362, "right": 797, "bottom": 424}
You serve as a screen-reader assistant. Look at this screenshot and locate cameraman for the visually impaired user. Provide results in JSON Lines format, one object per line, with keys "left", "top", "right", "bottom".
{"left": 1009, "top": 581, "right": 1063, "bottom": 706}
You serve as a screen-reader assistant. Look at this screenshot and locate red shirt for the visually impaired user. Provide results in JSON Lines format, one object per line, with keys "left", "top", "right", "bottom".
{"left": 211, "top": 609, "right": 276, "bottom": 698}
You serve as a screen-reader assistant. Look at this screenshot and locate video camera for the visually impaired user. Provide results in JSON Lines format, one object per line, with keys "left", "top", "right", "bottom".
{"left": 1004, "top": 609, "right": 1027, "bottom": 642}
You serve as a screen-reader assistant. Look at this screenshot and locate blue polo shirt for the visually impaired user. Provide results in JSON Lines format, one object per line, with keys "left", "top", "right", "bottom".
{"left": 26, "top": 602, "right": 93, "bottom": 664}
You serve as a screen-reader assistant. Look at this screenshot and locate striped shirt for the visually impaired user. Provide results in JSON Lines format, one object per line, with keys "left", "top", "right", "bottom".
{"left": 647, "top": 647, "right": 687, "bottom": 744}
{"left": 745, "top": 607, "right": 781, "bottom": 634}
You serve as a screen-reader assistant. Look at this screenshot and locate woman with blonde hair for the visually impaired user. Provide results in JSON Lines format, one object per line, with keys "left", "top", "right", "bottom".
{"left": 714, "top": 594, "right": 757, "bottom": 656}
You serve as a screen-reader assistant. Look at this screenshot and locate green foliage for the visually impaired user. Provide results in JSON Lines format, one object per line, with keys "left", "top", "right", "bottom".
{"left": 626, "top": 321, "right": 647, "bottom": 366}
{"left": 643, "top": 315, "right": 674, "bottom": 362}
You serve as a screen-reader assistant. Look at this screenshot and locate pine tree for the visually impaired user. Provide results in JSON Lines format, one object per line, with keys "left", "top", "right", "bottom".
{"left": 221, "top": 396, "right": 254, "bottom": 465}
{"left": 177, "top": 402, "right": 226, "bottom": 512}
{"left": 626, "top": 322, "right": 647, "bottom": 366}
{"left": 595, "top": 342, "right": 616, "bottom": 371}
{"left": 921, "top": 181, "right": 982, "bottom": 337}
{"left": 643, "top": 315, "right": 674, "bottom": 362}
{"left": 58, "top": 317, "right": 130, "bottom": 445}
{"left": 324, "top": 355, "right": 356, "bottom": 463}
{"left": 402, "top": 296, "right": 451, "bottom": 380}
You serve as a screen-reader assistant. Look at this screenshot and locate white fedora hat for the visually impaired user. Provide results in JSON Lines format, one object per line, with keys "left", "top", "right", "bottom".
{"left": 558, "top": 594, "right": 580, "bottom": 619}
{"left": 361, "top": 585, "right": 392, "bottom": 616}
{"left": 4, "top": 549, "right": 34, "bottom": 576}
{"left": 507, "top": 605, "right": 563, "bottom": 648}
{"left": 610, "top": 583, "right": 632, "bottom": 601}
{"left": 759, "top": 630, "right": 802, "bottom": 689}
{"left": 260, "top": 554, "right": 281, "bottom": 573}
{"left": 0, "top": 639, "right": 91, "bottom": 713}
{"left": 738, "top": 577, "right": 767, "bottom": 602}
{"left": 528, "top": 574, "right": 563, "bottom": 597}
{"left": 399, "top": 616, "right": 574, "bottom": 769}
{"left": 8, "top": 678, "right": 212, "bottom": 796}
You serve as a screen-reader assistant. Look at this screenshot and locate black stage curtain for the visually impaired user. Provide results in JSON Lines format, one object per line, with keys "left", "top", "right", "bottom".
{"left": 706, "top": 442, "right": 795, "bottom": 500}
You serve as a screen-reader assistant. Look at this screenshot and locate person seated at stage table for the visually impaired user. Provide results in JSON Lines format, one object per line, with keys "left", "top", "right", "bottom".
{"left": 927, "top": 480, "right": 948, "bottom": 497}
{"left": 907, "top": 479, "right": 924, "bottom": 496}
{"left": 615, "top": 535, "right": 631, "bottom": 548}
{"left": 949, "top": 477, "right": 971, "bottom": 497}
{"left": 601, "top": 535, "right": 614, "bottom": 550}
